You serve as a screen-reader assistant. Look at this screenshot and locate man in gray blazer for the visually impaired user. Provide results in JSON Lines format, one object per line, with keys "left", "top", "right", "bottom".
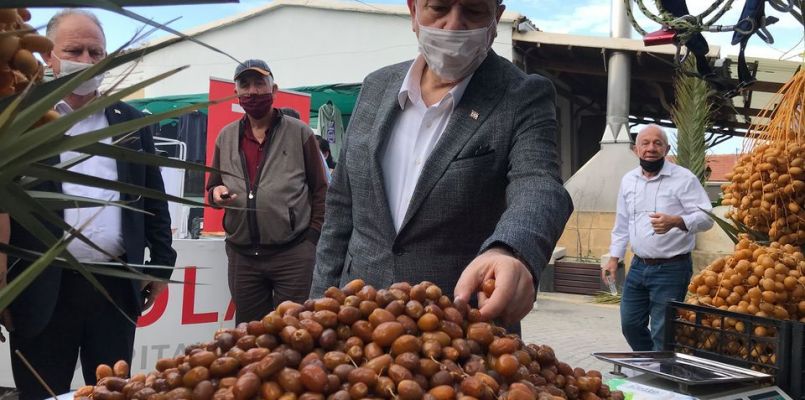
{"left": 311, "top": 0, "right": 572, "bottom": 327}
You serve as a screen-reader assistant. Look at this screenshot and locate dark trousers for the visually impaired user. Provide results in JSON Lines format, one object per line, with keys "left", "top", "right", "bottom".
{"left": 226, "top": 240, "right": 316, "bottom": 324}
{"left": 10, "top": 272, "right": 137, "bottom": 400}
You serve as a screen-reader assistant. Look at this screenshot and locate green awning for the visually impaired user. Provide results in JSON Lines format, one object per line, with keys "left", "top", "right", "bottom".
{"left": 291, "top": 83, "right": 361, "bottom": 128}
{"left": 127, "top": 94, "right": 209, "bottom": 127}
{"left": 125, "top": 83, "right": 362, "bottom": 129}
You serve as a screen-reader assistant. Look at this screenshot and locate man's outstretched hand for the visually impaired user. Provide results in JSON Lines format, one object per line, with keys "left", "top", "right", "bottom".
{"left": 454, "top": 247, "right": 536, "bottom": 326}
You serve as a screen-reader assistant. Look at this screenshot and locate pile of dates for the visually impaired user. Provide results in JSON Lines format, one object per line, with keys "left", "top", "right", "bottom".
{"left": 80, "top": 280, "right": 624, "bottom": 400}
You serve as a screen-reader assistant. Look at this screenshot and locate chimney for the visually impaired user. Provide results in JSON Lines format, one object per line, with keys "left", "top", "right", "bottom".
{"left": 563, "top": 0, "right": 638, "bottom": 212}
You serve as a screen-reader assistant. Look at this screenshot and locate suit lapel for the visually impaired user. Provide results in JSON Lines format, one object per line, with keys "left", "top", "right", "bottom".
{"left": 398, "top": 53, "right": 506, "bottom": 233}
{"left": 105, "top": 104, "right": 135, "bottom": 196}
{"left": 367, "top": 66, "right": 407, "bottom": 237}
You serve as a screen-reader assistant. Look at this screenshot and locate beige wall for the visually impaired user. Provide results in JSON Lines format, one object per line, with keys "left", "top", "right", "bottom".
{"left": 557, "top": 207, "right": 735, "bottom": 274}
{"left": 557, "top": 211, "right": 632, "bottom": 264}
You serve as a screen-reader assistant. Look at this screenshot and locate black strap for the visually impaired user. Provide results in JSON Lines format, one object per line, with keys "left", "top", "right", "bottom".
{"left": 659, "top": 0, "right": 726, "bottom": 90}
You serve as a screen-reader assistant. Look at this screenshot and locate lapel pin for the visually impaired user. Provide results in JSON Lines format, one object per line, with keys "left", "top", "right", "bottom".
{"left": 470, "top": 110, "right": 479, "bottom": 120}
{"left": 114, "top": 109, "right": 122, "bottom": 114}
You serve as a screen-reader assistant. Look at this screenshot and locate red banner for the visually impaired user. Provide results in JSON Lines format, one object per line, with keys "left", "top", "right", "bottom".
{"left": 203, "top": 78, "right": 311, "bottom": 233}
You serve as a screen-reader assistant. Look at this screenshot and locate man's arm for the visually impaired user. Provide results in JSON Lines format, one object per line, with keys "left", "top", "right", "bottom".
{"left": 649, "top": 174, "right": 714, "bottom": 234}
{"left": 205, "top": 142, "right": 225, "bottom": 208}
{"left": 309, "top": 141, "right": 353, "bottom": 298}
{"left": 309, "top": 96, "right": 367, "bottom": 299}
{"left": 609, "top": 179, "right": 630, "bottom": 260}
{"left": 603, "top": 181, "right": 630, "bottom": 281}
{"left": 678, "top": 176, "right": 714, "bottom": 234}
{"left": 302, "top": 133, "right": 328, "bottom": 245}
{"left": 455, "top": 76, "right": 573, "bottom": 324}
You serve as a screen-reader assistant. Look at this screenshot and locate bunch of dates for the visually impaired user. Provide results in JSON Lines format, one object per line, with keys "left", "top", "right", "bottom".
{"left": 80, "top": 280, "right": 624, "bottom": 400}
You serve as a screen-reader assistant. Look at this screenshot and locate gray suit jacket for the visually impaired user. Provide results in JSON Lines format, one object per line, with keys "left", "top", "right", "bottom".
{"left": 310, "top": 52, "right": 573, "bottom": 298}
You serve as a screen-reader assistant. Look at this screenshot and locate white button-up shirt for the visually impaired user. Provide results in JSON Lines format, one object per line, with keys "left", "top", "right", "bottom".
{"left": 382, "top": 56, "right": 473, "bottom": 232}
{"left": 609, "top": 161, "right": 714, "bottom": 259}
{"left": 57, "top": 101, "right": 125, "bottom": 262}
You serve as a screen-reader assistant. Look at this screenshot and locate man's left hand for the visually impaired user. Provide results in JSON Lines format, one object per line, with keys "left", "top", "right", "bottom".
{"left": 454, "top": 247, "right": 535, "bottom": 326}
{"left": 141, "top": 281, "right": 168, "bottom": 310}
{"left": 649, "top": 212, "right": 685, "bottom": 234}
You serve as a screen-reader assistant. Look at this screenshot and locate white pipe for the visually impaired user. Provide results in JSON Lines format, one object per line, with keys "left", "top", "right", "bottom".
{"left": 603, "top": 0, "right": 633, "bottom": 143}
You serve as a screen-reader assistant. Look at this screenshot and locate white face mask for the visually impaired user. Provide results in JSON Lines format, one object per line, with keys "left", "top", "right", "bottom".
{"left": 53, "top": 54, "right": 105, "bottom": 96}
{"left": 416, "top": 14, "right": 497, "bottom": 82}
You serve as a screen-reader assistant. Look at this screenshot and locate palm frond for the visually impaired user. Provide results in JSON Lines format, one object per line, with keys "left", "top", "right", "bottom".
{"left": 670, "top": 57, "right": 712, "bottom": 184}
{"left": 0, "top": 2, "right": 238, "bottom": 322}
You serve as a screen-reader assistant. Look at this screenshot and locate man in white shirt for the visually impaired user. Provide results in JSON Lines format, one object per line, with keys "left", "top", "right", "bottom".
{"left": 311, "top": 0, "right": 572, "bottom": 332}
{"left": 603, "top": 124, "right": 713, "bottom": 351}
{"left": 6, "top": 10, "right": 175, "bottom": 399}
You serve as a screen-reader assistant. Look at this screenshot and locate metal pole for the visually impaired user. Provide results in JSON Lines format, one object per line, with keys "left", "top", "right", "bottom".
{"left": 603, "top": 0, "right": 632, "bottom": 143}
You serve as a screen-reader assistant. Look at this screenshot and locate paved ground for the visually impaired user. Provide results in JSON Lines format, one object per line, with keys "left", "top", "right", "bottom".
{"left": 522, "top": 292, "right": 631, "bottom": 376}
{"left": 0, "top": 292, "right": 629, "bottom": 398}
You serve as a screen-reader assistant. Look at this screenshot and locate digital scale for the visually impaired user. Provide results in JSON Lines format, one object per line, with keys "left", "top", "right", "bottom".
{"left": 594, "top": 352, "right": 793, "bottom": 400}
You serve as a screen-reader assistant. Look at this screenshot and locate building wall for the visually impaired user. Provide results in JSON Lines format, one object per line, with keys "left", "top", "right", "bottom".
{"left": 557, "top": 211, "right": 619, "bottom": 263}
{"left": 558, "top": 208, "right": 735, "bottom": 275}
{"left": 110, "top": 5, "right": 515, "bottom": 98}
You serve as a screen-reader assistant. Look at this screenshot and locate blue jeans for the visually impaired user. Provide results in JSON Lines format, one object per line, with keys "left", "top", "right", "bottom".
{"left": 620, "top": 255, "right": 692, "bottom": 351}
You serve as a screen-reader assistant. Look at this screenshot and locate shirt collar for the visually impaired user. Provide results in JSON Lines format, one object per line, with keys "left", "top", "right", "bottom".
{"left": 397, "top": 55, "right": 474, "bottom": 112}
{"left": 657, "top": 158, "right": 674, "bottom": 177}
{"left": 55, "top": 100, "right": 107, "bottom": 120}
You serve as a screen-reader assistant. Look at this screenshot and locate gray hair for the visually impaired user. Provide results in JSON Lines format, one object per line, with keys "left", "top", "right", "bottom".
{"left": 46, "top": 9, "right": 105, "bottom": 41}
{"left": 636, "top": 124, "right": 669, "bottom": 146}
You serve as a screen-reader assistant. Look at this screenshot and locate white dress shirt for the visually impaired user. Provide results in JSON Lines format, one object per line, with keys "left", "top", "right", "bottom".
{"left": 609, "top": 161, "right": 714, "bottom": 259}
{"left": 382, "top": 55, "right": 473, "bottom": 232}
{"left": 57, "top": 101, "right": 125, "bottom": 262}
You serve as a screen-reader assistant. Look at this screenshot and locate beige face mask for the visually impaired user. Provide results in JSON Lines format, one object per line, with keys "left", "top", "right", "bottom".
{"left": 416, "top": 13, "right": 497, "bottom": 82}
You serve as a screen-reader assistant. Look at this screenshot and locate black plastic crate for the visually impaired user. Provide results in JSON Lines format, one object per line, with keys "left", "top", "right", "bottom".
{"left": 789, "top": 321, "right": 803, "bottom": 399}
{"left": 664, "top": 301, "right": 792, "bottom": 394}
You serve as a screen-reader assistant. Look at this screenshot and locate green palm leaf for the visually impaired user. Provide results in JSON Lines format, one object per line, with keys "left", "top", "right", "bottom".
{"left": 1, "top": 66, "right": 189, "bottom": 168}
{"left": 0, "top": 188, "right": 131, "bottom": 320}
{"left": 24, "top": 164, "right": 209, "bottom": 208}
{"left": 0, "top": 242, "right": 190, "bottom": 283}
{"left": 0, "top": 1, "right": 239, "bottom": 322}
{"left": 27, "top": 191, "right": 149, "bottom": 213}
{"left": 0, "top": 233, "right": 70, "bottom": 313}
{"left": 670, "top": 57, "right": 712, "bottom": 184}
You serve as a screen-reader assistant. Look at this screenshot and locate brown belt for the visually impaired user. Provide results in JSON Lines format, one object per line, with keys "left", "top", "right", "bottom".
{"left": 635, "top": 253, "right": 690, "bottom": 266}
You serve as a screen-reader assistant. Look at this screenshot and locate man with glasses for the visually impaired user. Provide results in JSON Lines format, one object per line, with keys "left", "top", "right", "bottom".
{"left": 6, "top": 9, "right": 176, "bottom": 399}
{"left": 604, "top": 124, "right": 713, "bottom": 351}
{"left": 311, "top": 0, "right": 572, "bottom": 331}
